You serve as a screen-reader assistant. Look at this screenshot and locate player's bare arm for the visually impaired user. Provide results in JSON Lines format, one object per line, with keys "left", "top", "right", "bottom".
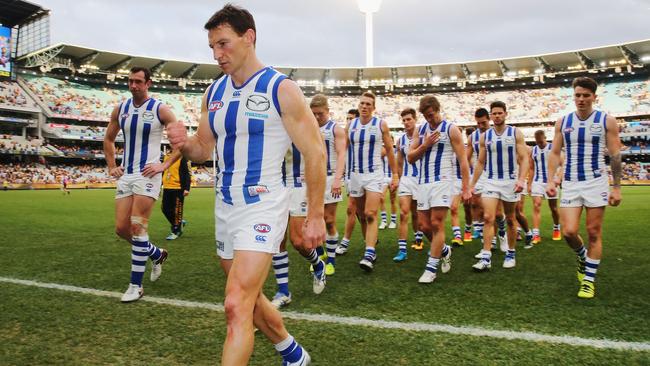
{"left": 104, "top": 106, "right": 124, "bottom": 178}
{"left": 470, "top": 133, "right": 487, "bottom": 190}
{"left": 514, "top": 129, "right": 529, "bottom": 193}
{"left": 407, "top": 127, "right": 439, "bottom": 164}
{"left": 168, "top": 91, "right": 215, "bottom": 163}
{"left": 331, "top": 124, "right": 346, "bottom": 197}
{"left": 396, "top": 139, "right": 404, "bottom": 181}
{"left": 606, "top": 114, "right": 622, "bottom": 206}
{"left": 449, "top": 125, "right": 472, "bottom": 202}
{"left": 278, "top": 79, "right": 327, "bottom": 248}
{"left": 546, "top": 117, "right": 564, "bottom": 196}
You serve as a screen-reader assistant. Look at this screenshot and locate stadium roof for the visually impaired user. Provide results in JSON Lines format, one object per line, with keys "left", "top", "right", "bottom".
{"left": 16, "top": 39, "right": 650, "bottom": 85}
{"left": 0, "top": 0, "right": 49, "bottom": 27}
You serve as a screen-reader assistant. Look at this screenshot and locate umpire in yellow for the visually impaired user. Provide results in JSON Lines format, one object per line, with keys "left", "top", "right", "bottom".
{"left": 162, "top": 151, "right": 191, "bottom": 240}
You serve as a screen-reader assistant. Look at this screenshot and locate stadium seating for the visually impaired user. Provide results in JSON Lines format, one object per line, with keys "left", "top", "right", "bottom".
{"left": 0, "top": 81, "right": 37, "bottom": 108}
{"left": 21, "top": 75, "right": 650, "bottom": 127}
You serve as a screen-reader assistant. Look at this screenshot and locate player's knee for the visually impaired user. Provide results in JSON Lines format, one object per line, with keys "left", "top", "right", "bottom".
{"left": 562, "top": 226, "right": 579, "bottom": 239}
{"left": 450, "top": 205, "right": 459, "bottom": 217}
{"left": 364, "top": 209, "right": 377, "bottom": 223}
{"left": 115, "top": 224, "right": 130, "bottom": 240}
{"left": 224, "top": 289, "right": 251, "bottom": 325}
{"left": 586, "top": 223, "right": 602, "bottom": 241}
{"left": 346, "top": 206, "right": 356, "bottom": 216}
{"left": 130, "top": 216, "right": 148, "bottom": 236}
{"left": 483, "top": 212, "right": 495, "bottom": 225}
{"left": 505, "top": 215, "right": 516, "bottom": 227}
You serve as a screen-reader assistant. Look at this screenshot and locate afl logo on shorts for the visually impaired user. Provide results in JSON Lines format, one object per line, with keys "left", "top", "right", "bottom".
{"left": 254, "top": 224, "right": 271, "bottom": 233}
{"left": 209, "top": 100, "right": 224, "bottom": 112}
{"left": 146, "top": 183, "right": 154, "bottom": 189}
{"left": 246, "top": 95, "right": 270, "bottom": 112}
{"left": 142, "top": 111, "right": 154, "bottom": 121}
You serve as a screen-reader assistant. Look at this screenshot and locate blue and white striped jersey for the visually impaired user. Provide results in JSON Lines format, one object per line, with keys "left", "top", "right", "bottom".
{"left": 320, "top": 120, "right": 338, "bottom": 177}
{"left": 398, "top": 132, "right": 419, "bottom": 178}
{"left": 206, "top": 66, "right": 289, "bottom": 205}
{"left": 417, "top": 120, "right": 455, "bottom": 184}
{"left": 282, "top": 144, "right": 304, "bottom": 188}
{"left": 532, "top": 143, "right": 553, "bottom": 183}
{"left": 469, "top": 129, "right": 484, "bottom": 176}
{"left": 484, "top": 125, "right": 518, "bottom": 181}
{"left": 118, "top": 98, "right": 164, "bottom": 175}
{"left": 348, "top": 117, "right": 383, "bottom": 174}
{"left": 561, "top": 110, "right": 607, "bottom": 182}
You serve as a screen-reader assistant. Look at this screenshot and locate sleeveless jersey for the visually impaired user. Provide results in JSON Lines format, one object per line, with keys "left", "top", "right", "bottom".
{"left": 561, "top": 110, "right": 607, "bottom": 182}
{"left": 382, "top": 147, "right": 395, "bottom": 178}
{"left": 282, "top": 144, "right": 304, "bottom": 188}
{"left": 532, "top": 143, "right": 553, "bottom": 183}
{"left": 348, "top": 117, "right": 383, "bottom": 174}
{"left": 118, "top": 98, "right": 164, "bottom": 175}
{"left": 417, "top": 120, "right": 454, "bottom": 184}
{"left": 484, "top": 125, "right": 518, "bottom": 181}
{"left": 205, "top": 66, "right": 288, "bottom": 205}
{"left": 398, "top": 132, "right": 419, "bottom": 178}
{"left": 320, "top": 120, "right": 338, "bottom": 177}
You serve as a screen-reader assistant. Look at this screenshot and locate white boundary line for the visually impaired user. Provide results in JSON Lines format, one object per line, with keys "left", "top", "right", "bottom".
{"left": 2, "top": 276, "right": 649, "bottom": 352}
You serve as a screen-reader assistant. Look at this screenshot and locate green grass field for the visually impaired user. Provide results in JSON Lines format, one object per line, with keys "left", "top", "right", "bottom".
{"left": 1, "top": 187, "right": 649, "bottom": 365}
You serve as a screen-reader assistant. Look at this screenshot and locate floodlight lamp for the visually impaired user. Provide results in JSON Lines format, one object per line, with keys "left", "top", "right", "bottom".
{"left": 357, "top": 0, "right": 382, "bottom": 13}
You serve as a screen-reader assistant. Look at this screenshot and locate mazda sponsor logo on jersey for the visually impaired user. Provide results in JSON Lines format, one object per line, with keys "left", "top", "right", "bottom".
{"left": 504, "top": 137, "right": 515, "bottom": 144}
{"left": 246, "top": 94, "right": 270, "bottom": 112}
{"left": 254, "top": 223, "right": 272, "bottom": 233}
{"left": 590, "top": 124, "right": 603, "bottom": 134}
{"left": 209, "top": 100, "right": 224, "bottom": 112}
{"left": 142, "top": 111, "right": 154, "bottom": 121}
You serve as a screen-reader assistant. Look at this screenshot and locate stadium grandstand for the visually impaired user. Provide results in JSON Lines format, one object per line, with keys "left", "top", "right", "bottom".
{"left": 1, "top": 0, "right": 649, "bottom": 190}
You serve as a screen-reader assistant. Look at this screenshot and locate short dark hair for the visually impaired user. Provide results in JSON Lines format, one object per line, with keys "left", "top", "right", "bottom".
{"left": 347, "top": 109, "right": 360, "bottom": 117}
{"left": 418, "top": 95, "right": 441, "bottom": 113}
{"left": 474, "top": 108, "right": 489, "bottom": 119}
{"left": 572, "top": 76, "right": 598, "bottom": 94}
{"left": 204, "top": 4, "right": 256, "bottom": 43}
{"left": 534, "top": 129, "right": 546, "bottom": 138}
{"left": 361, "top": 91, "right": 376, "bottom": 107}
{"left": 130, "top": 66, "right": 151, "bottom": 82}
{"left": 490, "top": 101, "right": 507, "bottom": 113}
{"left": 400, "top": 107, "right": 417, "bottom": 119}
{"left": 465, "top": 127, "right": 476, "bottom": 136}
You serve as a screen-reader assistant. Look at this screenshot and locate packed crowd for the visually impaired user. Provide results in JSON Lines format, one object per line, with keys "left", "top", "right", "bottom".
{"left": 0, "top": 81, "right": 36, "bottom": 108}
{"left": 20, "top": 75, "right": 650, "bottom": 126}
{"left": 0, "top": 135, "right": 44, "bottom": 154}
{"left": 0, "top": 162, "right": 114, "bottom": 184}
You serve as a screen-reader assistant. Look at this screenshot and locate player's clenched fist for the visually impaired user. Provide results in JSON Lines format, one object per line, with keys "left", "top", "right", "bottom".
{"left": 166, "top": 122, "right": 187, "bottom": 150}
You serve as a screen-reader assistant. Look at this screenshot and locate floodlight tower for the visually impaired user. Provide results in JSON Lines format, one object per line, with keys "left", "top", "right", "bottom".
{"left": 357, "top": 0, "right": 382, "bottom": 67}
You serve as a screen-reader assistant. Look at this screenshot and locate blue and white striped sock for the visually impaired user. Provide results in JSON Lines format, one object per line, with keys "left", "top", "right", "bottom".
{"left": 275, "top": 335, "right": 305, "bottom": 364}
{"left": 497, "top": 216, "right": 506, "bottom": 236}
{"left": 130, "top": 235, "right": 149, "bottom": 286}
{"left": 340, "top": 237, "right": 350, "bottom": 249}
{"left": 304, "top": 249, "right": 324, "bottom": 274}
{"left": 441, "top": 244, "right": 451, "bottom": 258}
{"left": 380, "top": 211, "right": 387, "bottom": 223}
{"left": 464, "top": 224, "right": 472, "bottom": 233}
{"left": 506, "top": 249, "right": 516, "bottom": 259}
{"left": 584, "top": 257, "right": 600, "bottom": 282}
{"left": 452, "top": 226, "right": 461, "bottom": 240}
{"left": 554, "top": 224, "right": 561, "bottom": 231}
{"left": 478, "top": 221, "right": 485, "bottom": 237}
{"left": 415, "top": 231, "right": 423, "bottom": 242}
{"left": 574, "top": 245, "right": 587, "bottom": 261}
{"left": 390, "top": 213, "right": 397, "bottom": 223}
{"left": 397, "top": 239, "right": 407, "bottom": 252}
{"left": 325, "top": 233, "right": 338, "bottom": 265}
{"left": 425, "top": 256, "right": 439, "bottom": 274}
{"left": 364, "top": 246, "right": 376, "bottom": 261}
{"left": 315, "top": 245, "right": 325, "bottom": 258}
{"left": 481, "top": 250, "right": 492, "bottom": 263}
{"left": 532, "top": 228, "right": 540, "bottom": 236}
{"left": 146, "top": 240, "right": 162, "bottom": 262}
{"left": 272, "top": 251, "right": 290, "bottom": 295}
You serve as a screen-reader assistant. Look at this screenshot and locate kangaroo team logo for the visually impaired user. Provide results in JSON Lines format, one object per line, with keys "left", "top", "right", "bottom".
{"left": 246, "top": 95, "right": 270, "bottom": 112}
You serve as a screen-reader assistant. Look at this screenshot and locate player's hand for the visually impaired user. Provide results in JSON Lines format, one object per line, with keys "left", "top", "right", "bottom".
{"left": 461, "top": 186, "right": 472, "bottom": 203}
{"left": 331, "top": 178, "right": 342, "bottom": 198}
{"left": 546, "top": 182, "right": 557, "bottom": 198}
{"left": 514, "top": 180, "right": 525, "bottom": 193}
{"left": 142, "top": 162, "right": 165, "bottom": 178}
{"left": 183, "top": 190, "right": 190, "bottom": 197}
{"left": 609, "top": 187, "right": 622, "bottom": 207}
{"left": 166, "top": 121, "right": 187, "bottom": 150}
{"left": 109, "top": 166, "right": 124, "bottom": 178}
{"left": 302, "top": 216, "right": 326, "bottom": 250}
{"left": 422, "top": 131, "right": 440, "bottom": 148}
{"left": 389, "top": 176, "right": 399, "bottom": 193}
